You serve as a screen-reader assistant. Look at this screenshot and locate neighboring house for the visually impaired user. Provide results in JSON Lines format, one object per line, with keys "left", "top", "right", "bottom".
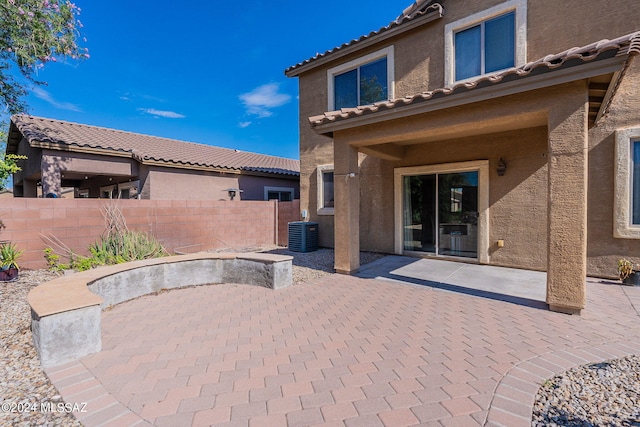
{"left": 6, "top": 115, "right": 300, "bottom": 201}
{"left": 285, "top": 0, "right": 640, "bottom": 314}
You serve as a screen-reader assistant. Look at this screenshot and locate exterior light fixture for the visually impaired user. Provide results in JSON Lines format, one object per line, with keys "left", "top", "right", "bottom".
{"left": 224, "top": 188, "right": 243, "bottom": 200}
{"left": 497, "top": 158, "right": 507, "bottom": 176}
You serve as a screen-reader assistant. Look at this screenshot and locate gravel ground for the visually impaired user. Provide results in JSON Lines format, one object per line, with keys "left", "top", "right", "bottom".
{"left": 532, "top": 355, "right": 640, "bottom": 426}
{"left": 1, "top": 252, "right": 639, "bottom": 427}
{"left": 267, "top": 247, "right": 385, "bottom": 285}
{"left": 0, "top": 269, "right": 81, "bottom": 427}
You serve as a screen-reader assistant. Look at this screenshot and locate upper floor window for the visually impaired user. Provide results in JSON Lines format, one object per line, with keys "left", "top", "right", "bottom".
{"left": 445, "top": 0, "right": 527, "bottom": 85}
{"left": 328, "top": 46, "right": 394, "bottom": 111}
{"left": 454, "top": 12, "right": 515, "bottom": 81}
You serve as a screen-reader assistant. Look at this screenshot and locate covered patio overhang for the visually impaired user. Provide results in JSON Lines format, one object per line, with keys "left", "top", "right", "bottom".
{"left": 310, "top": 40, "right": 636, "bottom": 314}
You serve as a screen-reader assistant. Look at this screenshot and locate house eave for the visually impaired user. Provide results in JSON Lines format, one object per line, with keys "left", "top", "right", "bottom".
{"left": 311, "top": 55, "right": 628, "bottom": 135}
{"left": 28, "top": 141, "right": 245, "bottom": 175}
{"left": 284, "top": 7, "right": 443, "bottom": 78}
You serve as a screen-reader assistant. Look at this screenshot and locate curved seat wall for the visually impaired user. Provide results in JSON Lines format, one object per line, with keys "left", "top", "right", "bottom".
{"left": 28, "top": 253, "right": 293, "bottom": 368}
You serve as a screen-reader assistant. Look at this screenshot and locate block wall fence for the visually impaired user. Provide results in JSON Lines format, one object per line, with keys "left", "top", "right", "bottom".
{"left": 0, "top": 199, "right": 301, "bottom": 270}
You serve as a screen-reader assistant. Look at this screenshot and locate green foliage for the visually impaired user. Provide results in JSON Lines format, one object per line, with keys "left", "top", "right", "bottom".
{"left": 0, "top": 153, "right": 26, "bottom": 191}
{"left": 44, "top": 231, "right": 167, "bottom": 273}
{"left": 618, "top": 258, "right": 637, "bottom": 281}
{"left": 44, "top": 247, "right": 68, "bottom": 272}
{"left": 0, "top": 0, "right": 88, "bottom": 113}
{"left": 1, "top": 126, "right": 27, "bottom": 191}
{"left": 0, "top": 242, "right": 24, "bottom": 269}
{"left": 89, "top": 230, "right": 167, "bottom": 264}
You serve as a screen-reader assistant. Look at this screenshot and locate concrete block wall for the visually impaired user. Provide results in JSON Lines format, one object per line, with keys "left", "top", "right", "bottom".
{"left": 0, "top": 199, "right": 301, "bottom": 269}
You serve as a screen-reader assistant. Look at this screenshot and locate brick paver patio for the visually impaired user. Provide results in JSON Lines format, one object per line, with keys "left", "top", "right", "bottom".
{"left": 45, "top": 273, "right": 640, "bottom": 426}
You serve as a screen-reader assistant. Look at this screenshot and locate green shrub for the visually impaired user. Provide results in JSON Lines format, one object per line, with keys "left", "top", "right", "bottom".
{"left": 89, "top": 230, "right": 167, "bottom": 264}
{"left": 0, "top": 242, "right": 23, "bottom": 269}
{"left": 44, "top": 230, "right": 166, "bottom": 273}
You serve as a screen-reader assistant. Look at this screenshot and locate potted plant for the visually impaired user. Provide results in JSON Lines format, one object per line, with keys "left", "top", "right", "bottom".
{"left": 618, "top": 258, "right": 640, "bottom": 286}
{"left": 0, "top": 242, "right": 23, "bottom": 282}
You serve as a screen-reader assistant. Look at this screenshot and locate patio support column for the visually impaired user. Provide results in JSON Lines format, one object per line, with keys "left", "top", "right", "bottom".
{"left": 41, "top": 155, "right": 61, "bottom": 198}
{"left": 546, "top": 82, "right": 588, "bottom": 314}
{"left": 333, "top": 136, "right": 360, "bottom": 274}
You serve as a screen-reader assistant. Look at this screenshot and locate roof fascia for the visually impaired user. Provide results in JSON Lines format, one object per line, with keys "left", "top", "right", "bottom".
{"left": 30, "top": 141, "right": 135, "bottom": 159}
{"left": 27, "top": 139, "right": 296, "bottom": 176}
{"left": 312, "top": 55, "right": 628, "bottom": 135}
{"left": 6, "top": 121, "right": 23, "bottom": 155}
{"left": 238, "top": 169, "right": 299, "bottom": 178}
{"left": 285, "top": 9, "right": 443, "bottom": 77}
{"left": 141, "top": 158, "right": 241, "bottom": 174}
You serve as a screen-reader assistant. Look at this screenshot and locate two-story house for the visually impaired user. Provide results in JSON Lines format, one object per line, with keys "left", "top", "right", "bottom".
{"left": 285, "top": 0, "right": 640, "bottom": 314}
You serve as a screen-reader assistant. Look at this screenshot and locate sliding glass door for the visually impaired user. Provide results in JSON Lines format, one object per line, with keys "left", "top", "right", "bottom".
{"left": 403, "top": 171, "right": 479, "bottom": 258}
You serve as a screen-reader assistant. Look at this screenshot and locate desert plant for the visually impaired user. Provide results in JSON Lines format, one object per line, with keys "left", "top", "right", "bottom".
{"left": 0, "top": 242, "right": 24, "bottom": 269}
{"left": 89, "top": 230, "right": 167, "bottom": 264}
{"left": 41, "top": 202, "right": 166, "bottom": 272}
{"left": 44, "top": 247, "right": 66, "bottom": 272}
{"left": 618, "top": 258, "right": 637, "bottom": 281}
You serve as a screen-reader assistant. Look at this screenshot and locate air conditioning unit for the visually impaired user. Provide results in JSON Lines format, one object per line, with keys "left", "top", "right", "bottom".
{"left": 288, "top": 222, "right": 319, "bottom": 252}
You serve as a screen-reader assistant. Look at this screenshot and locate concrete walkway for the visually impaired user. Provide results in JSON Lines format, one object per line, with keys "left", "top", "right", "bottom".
{"left": 356, "top": 256, "right": 547, "bottom": 304}
{"left": 45, "top": 259, "right": 640, "bottom": 427}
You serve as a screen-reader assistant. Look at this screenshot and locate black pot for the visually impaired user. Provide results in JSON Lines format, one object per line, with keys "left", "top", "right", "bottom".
{"left": 622, "top": 272, "right": 640, "bottom": 286}
{"left": 0, "top": 266, "right": 18, "bottom": 282}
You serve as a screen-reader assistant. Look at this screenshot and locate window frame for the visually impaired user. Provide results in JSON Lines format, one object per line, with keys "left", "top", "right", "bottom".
{"left": 614, "top": 128, "right": 640, "bottom": 238}
{"left": 327, "top": 46, "right": 394, "bottom": 111}
{"left": 317, "top": 164, "right": 335, "bottom": 215}
{"left": 394, "top": 160, "right": 490, "bottom": 264}
{"left": 264, "top": 186, "right": 295, "bottom": 202}
{"left": 444, "top": 0, "right": 527, "bottom": 86}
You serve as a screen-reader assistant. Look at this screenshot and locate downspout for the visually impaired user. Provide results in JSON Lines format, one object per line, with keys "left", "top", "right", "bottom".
{"left": 274, "top": 200, "right": 279, "bottom": 246}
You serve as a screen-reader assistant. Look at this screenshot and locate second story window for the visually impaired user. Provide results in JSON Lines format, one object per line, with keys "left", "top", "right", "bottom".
{"left": 334, "top": 58, "right": 388, "bottom": 110}
{"left": 328, "top": 46, "right": 394, "bottom": 111}
{"left": 454, "top": 12, "right": 515, "bottom": 81}
{"left": 444, "top": 0, "right": 526, "bottom": 86}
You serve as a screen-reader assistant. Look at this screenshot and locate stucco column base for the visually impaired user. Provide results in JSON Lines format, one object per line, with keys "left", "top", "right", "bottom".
{"left": 548, "top": 304, "right": 582, "bottom": 315}
{"left": 335, "top": 267, "right": 360, "bottom": 275}
{"left": 333, "top": 136, "right": 360, "bottom": 274}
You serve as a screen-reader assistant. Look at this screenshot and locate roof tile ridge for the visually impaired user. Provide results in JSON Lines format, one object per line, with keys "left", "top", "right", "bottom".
{"left": 11, "top": 114, "right": 299, "bottom": 163}
{"left": 285, "top": 2, "right": 443, "bottom": 74}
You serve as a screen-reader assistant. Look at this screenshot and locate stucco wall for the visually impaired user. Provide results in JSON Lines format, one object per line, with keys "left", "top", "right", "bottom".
{"left": 238, "top": 175, "right": 300, "bottom": 201}
{"left": 292, "top": 0, "right": 640, "bottom": 274}
{"left": 148, "top": 168, "right": 241, "bottom": 201}
{"left": 587, "top": 57, "right": 640, "bottom": 277}
{"left": 146, "top": 167, "right": 299, "bottom": 201}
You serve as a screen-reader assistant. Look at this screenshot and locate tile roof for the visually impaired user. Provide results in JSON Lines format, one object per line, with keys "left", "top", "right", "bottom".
{"left": 309, "top": 31, "right": 640, "bottom": 128}
{"left": 10, "top": 115, "right": 300, "bottom": 176}
{"left": 284, "top": 1, "right": 443, "bottom": 75}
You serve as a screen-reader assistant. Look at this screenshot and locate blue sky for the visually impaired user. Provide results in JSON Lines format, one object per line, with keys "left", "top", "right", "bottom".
{"left": 19, "top": 1, "right": 409, "bottom": 160}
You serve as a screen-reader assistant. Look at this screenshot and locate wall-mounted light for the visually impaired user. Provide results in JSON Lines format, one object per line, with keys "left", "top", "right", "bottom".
{"left": 497, "top": 158, "right": 507, "bottom": 176}
{"left": 224, "top": 188, "right": 243, "bottom": 200}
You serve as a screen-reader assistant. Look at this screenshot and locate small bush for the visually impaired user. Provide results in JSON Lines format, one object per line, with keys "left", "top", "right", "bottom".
{"left": 89, "top": 230, "right": 167, "bottom": 264}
